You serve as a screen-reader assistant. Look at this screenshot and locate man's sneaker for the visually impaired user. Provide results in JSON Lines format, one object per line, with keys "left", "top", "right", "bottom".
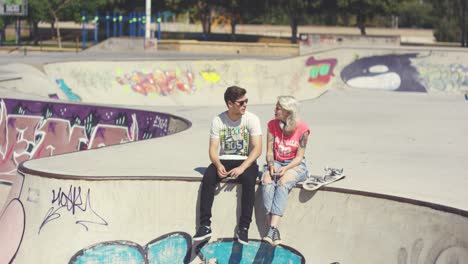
{"left": 193, "top": 226, "right": 212, "bottom": 241}
{"left": 272, "top": 228, "right": 282, "bottom": 246}
{"left": 236, "top": 227, "right": 249, "bottom": 245}
{"left": 262, "top": 226, "right": 276, "bottom": 245}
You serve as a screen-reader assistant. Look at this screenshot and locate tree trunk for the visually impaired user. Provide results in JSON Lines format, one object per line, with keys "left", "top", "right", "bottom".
{"left": 290, "top": 17, "right": 298, "bottom": 44}
{"left": 54, "top": 16, "right": 62, "bottom": 48}
{"left": 357, "top": 14, "right": 366, "bottom": 35}
{"left": 200, "top": 6, "right": 211, "bottom": 36}
{"left": 0, "top": 27, "right": 5, "bottom": 46}
{"left": 461, "top": 0, "right": 467, "bottom": 47}
{"left": 51, "top": 21, "right": 56, "bottom": 40}
{"left": 32, "top": 21, "right": 39, "bottom": 45}
{"left": 230, "top": 13, "right": 238, "bottom": 42}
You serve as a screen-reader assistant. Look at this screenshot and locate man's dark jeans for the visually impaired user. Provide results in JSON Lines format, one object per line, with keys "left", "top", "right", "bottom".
{"left": 199, "top": 159, "right": 258, "bottom": 230}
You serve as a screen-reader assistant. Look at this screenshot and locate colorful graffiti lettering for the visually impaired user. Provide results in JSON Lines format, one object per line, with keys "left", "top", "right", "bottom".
{"left": 200, "top": 66, "right": 221, "bottom": 84}
{"left": 0, "top": 98, "right": 175, "bottom": 180}
{"left": 305, "top": 56, "right": 337, "bottom": 88}
{"left": 55, "top": 79, "right": 81, "bottom": 102}
{"left": 415, "top": 62, "right": 468, "bottom": 93}
{"left": 116, "top": 69, "right": 196, "bottom": 96}
{"left": 69, "top": 232, "right": 192, "bottom": 264}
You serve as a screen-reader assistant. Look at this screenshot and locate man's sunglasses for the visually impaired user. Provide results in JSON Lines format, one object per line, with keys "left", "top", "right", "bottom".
{"left": 235, "top": 99, "right": 249, "bottom": 106}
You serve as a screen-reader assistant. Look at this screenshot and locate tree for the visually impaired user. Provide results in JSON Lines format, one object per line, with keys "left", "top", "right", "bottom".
{"left": 26, "top": 0, "right": 108, "bottom": 48}
{"left": 267, "top": 0, "right": 321, "bottom": 43}
{"left": 221, "top": 0, "right": 265, "bottom": 41}
{"left": 27, "top": 0, "right": 49, "bottom": 45}
{"left": 429, "top": 0, "right": 468, "bottom": 46}
{"left": 337, "top": 0, "right": 400, "bottom": 35}
{"left": 397, "top": 0, "right": 435, "bottom": 29}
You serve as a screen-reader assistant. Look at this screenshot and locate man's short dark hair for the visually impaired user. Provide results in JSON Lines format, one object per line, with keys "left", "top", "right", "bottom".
{"left": 224, "top": 86, "right": 246, "bottom": 105}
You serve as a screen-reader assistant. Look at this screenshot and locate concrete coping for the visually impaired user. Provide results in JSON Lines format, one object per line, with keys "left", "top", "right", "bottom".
{"left": 17, "top": 163, "right": 468, "bottom": 219}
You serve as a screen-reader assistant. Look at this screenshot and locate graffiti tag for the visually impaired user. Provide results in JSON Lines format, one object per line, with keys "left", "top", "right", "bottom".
{"left": 39, "top": 185, "right": 108, "bottom": 234}
{"left": 306, "top": 56, "right": 337, "bottom": 88}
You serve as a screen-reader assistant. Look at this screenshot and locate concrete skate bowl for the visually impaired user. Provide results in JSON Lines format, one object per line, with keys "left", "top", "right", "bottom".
{"left": 40, "top": 46, "right": 468, "bottom": 110}
{"left": 41, "top": 55, "right": 331, "bottom": 107}
{"left": 2, "top": 168, "right": 468, "bottom": 264}
{"left": 0, "top": 97, "right": 190, "bottom": 209}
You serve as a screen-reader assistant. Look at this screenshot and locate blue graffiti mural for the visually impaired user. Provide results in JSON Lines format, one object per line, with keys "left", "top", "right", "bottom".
{"left": 341, "top": 53, "right": 426, "bottom": 92}
{"left": 197, "top": 239, "right": 305, "bottom": 264}
{"left": 69, "top": 232, "right": 191, "bottom": 264}
{"left": 56, "top": 79, "right": 82, "bottom": 101}
{"left": 70, "top": 233, "right": 306, "bottom": 264}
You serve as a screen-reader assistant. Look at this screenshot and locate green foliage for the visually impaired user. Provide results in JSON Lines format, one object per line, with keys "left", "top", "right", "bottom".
{"left": 433, "top": 17, "right": 461, "bottom": 42}
{"left": 427, "top": 0, "right": 467, "bottom": 44}
{"left": 397, "top": 0, "right": 435, "bottom": 28}
{"left": 255, "top": 6, "right": 289, "bottom": 25}
{"left": 13, "top": 0, "right": 468, "bottom": 45}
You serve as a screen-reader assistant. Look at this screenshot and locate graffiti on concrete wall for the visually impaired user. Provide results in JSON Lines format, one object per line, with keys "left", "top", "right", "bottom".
{"left": 0, "top": 198, "right": 25, "bottom": 264}
{"left": 55, "top": 79, "right": 82, "bottom": 102}
{"left": 112, "top": 59, "right": 322, "bottom": 98}
{"left": 69, "top": 233, "right": 305, "bottom": 264}
{"left": 70, "top": 232, "right": 192, "bottom": 264}
{"left": 39, "top": 185, "right": 107, "bottom": 234}
{"left": 0, "top": 98, "right": 173, "bottom": 180}
{"left": 414, "top": 62, "right": 468, "bottom": 93}
{"left": 340, "top": 53, "right": 426, "bottom": 92}
{"left": 115, "top": 68, "right": 196, "bottom": 96}
{"left": 198, "top": 238, "right": 305, "bottom": 264}
{"left": 398, "top": 237, "right": 468, "bottom": 264}
{"left": 306, "top": 56, "right": 337, "bottom": 88}
{"left": 200, "top": 65, "right": 221, "bottom": 85}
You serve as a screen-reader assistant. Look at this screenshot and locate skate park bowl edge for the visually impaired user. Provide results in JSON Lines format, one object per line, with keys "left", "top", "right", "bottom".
{"left": 2, "top": 164, "right": 468, "bottom": 264}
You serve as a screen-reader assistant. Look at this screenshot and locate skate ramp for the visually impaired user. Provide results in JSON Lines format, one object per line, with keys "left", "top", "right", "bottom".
{"left": 3, "top": 167, "right": 468, "bottom": 264}
{"left": 2, "top": 87, "right": 468, "bottom": 263}
{"left": 0, "top": 97, "right": 191, "bottom": 185}
{"left": 39, "top": 46, "right": 468, "bottom": 109}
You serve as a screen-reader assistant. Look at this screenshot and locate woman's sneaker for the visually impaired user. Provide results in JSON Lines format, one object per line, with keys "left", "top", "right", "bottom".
{"left": 193, "top": 225, "right": 212, "bottom": 241}
{"left": 262, "top": 226, "right": 276, "bottom": 245}
{"left": 272, "top": 228, "right": 282, "bottom": 246}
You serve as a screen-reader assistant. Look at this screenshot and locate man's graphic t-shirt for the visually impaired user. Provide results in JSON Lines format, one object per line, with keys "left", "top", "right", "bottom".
{"left": 210, "top": 111, "right": 262, "bottom": 160}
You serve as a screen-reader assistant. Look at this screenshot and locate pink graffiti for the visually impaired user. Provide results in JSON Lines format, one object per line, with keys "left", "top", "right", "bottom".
{"left": 116, "top": 69, "right": 196, "bottom": 96}
{"left": 0, "top": 101, "right": 138, "bottom": 180}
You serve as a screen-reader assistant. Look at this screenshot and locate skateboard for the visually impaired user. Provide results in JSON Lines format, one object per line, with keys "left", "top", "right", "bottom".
{"left": 302, "top": 167, "right": 345, "bottom": 191}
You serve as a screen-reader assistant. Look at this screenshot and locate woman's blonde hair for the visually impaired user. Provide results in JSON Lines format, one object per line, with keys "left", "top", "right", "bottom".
{"left": 277, "top": 95, "right": 299, "bottom": 133}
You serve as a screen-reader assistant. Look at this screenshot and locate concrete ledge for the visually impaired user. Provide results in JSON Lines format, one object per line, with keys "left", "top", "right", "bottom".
{"left": 157, "top": 39, "right": 299, "bottom": 56}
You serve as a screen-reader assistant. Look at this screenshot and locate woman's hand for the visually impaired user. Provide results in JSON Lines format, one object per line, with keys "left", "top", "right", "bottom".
{"left": 277, "top": 166, "right": 288, "bottom": 177}
{"left": 269, "top": 164, "right": 276, "bottom": 178}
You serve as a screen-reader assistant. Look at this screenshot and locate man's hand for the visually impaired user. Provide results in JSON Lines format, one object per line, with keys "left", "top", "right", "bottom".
{"left": 228, "top": 166, "right": 246, "bottom": 179}
{"left": 217, "top": 164, "right": 229, "bottom": 178}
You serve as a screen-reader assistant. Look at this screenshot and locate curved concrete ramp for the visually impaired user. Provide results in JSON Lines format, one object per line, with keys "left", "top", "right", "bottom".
{"left": 42, "top": 56, "right": 330, "bottom": 106}
{"left": 3, "top": 169, "right": 468, "bottom": 263}
{"left": 0, "top": 97, "right": 191, "bottom": 184}
{"left": 38, "top": 46, "right": 468, "bottom": 109}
